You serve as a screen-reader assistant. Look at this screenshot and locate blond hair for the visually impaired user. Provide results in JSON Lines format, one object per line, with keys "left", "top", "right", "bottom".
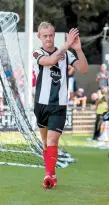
{"left": 38, "top": 21, "right": 54, "bottom": 33}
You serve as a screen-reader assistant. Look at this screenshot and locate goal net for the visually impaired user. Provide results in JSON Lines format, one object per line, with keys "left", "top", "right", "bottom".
{"left": 0, "top": 12, "right": 75, "bottom": 168}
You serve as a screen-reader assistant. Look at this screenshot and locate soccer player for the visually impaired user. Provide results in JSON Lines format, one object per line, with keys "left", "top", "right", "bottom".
{"left": 33, "top": 22, "right": 88, "bottom": 189}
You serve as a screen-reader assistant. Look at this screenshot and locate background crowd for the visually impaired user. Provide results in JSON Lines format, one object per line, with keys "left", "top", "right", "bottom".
{"left": 68, "top": 63, "right": 109, "bottom": 142}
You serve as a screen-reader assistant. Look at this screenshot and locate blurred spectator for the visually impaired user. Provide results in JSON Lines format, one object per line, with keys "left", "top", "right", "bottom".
{"left": 96, "top": 63, "right": 109, "bottom": 90}
{"left": 98, "top": 111, "right": 109, "bottom": 144}
{"left": 98, "top": 111, "right": 109, "bottom": 145}
{"left": 3, "top": 64, "right": 25, "bottom": 105}
{"left": 91, "top": 88, "right": 108, "bottom": 140}
{"left": 3, "top": 64, "right": 15, "bottom": 89}
{"left": 3, "top": 64, "right": 13, "bottom": 80}
{"left": 101, "top": 86, "right": 108, "bottom": 109}
{"left": 68, "top": 65, "right": 77, "bottom": 105}
{"left": 73, "top": 88, "right": 87, "bottom": 111}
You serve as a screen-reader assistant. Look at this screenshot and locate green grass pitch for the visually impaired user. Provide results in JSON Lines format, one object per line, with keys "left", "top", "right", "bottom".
{"left": 0, "top": 133, "right": 109, "bottom": 205}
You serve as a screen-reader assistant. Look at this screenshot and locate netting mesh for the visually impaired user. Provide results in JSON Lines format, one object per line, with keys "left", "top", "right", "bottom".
{"left": 0, "top": 132, "right": 44, "bottom": 168}
{"left": 0, "top": 12, "right": 74, "bottom": 168}
{"left": 0, "top": 63, "right": 43, "bottom": 167}
{"left": 0, "top": 12, "right": 25, "bottom": 103}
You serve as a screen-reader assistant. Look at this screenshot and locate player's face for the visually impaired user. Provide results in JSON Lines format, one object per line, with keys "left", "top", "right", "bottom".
{"left": 38, "top": 27, "right": 55, "bottom": 49}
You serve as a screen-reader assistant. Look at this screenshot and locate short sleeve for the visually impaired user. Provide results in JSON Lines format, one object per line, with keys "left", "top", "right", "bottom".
{"left": 67, "top": 50, "right": 78, "bottom": 65}
{"left": 33, "top": 49, "right": 45, "bottom": 64}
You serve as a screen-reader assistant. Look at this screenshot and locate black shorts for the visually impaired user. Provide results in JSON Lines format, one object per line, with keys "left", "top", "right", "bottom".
{"left": 34, "top": 103, "right": 67, "bottom": 133}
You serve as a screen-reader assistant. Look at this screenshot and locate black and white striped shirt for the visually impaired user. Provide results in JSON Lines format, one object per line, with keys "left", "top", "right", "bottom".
{"left": 33, "top": 47, "right": 77, "bottom": 105}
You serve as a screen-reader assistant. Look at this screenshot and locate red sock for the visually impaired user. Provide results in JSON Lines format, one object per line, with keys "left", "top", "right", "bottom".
{"left": 43, "top": 149, "right": 47, "bottom": 174}
{"left": 46, "top": 146, "right": 58, "bottom": 176}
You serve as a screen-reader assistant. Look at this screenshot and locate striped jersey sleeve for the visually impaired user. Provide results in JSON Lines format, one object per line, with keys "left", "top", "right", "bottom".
{"left": 33, "top": 49, "right": 45, "bottom": 64}
{"left": 67, "top": 50, "right": 78, "bottom": 65}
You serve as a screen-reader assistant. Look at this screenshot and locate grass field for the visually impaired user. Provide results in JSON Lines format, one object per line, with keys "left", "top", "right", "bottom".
{"left": 0, "top": 133, "right": 109, "bottom": 205}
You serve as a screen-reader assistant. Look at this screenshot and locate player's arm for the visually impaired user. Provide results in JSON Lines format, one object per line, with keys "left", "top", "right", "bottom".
{"left": 38, "top": 43, "right": 70, "bottom": 66}
{"left": 33, "top": 44, "right": 70, "bottom": 66}
{"left": 67, "top": 28, "right": 88, "bottom": 74}
{"left": 68, "top": 65, "right": 75, "bottom": 76}
{"left": 33, "top": 28, "right": 79, "bottom": 66}
{"left": 72, "top": 50, "right": 88, "bottom": 74}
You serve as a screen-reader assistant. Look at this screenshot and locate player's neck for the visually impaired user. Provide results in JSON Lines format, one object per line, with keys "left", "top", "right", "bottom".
{"left": 42, "top": 46, "right": 55, "bottom": 53}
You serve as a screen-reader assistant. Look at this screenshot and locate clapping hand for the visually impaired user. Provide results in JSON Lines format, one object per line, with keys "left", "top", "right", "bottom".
{"left": 66, "top": 28, "right": 82, "bottom": 51}
{"left": 66, "top": 28, "right": 79, "bottom": 47}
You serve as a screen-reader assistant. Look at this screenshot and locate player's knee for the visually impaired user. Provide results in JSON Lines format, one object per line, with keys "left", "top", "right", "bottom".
{"left": 47, "top": 131, "right": 61, "bottom": 146}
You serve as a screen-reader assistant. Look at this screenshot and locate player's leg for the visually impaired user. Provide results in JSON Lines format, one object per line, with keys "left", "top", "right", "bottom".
{"left": 34, "top": 103, "right": 49, "bottom": 175}
{"left": 43, "top": 105, "right": 66, "bottom": 189}
{"left": 47, "top": 130, "right": 60, "bottom": 176}
{"left": 43, "top": 130, "right": 61, "bottom": 189}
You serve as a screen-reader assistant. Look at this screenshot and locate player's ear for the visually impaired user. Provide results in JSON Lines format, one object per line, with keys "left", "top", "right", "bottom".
{"left": 37, "top": 33, "right": 40, "bottom": 39}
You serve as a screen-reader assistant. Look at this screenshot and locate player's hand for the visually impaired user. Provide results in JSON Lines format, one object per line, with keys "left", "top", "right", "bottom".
{"left": 69, "top": 28, "right": 82, "bottom": 51}
{"left": 66, "top": 28, "right": 79, "bottom": 47}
